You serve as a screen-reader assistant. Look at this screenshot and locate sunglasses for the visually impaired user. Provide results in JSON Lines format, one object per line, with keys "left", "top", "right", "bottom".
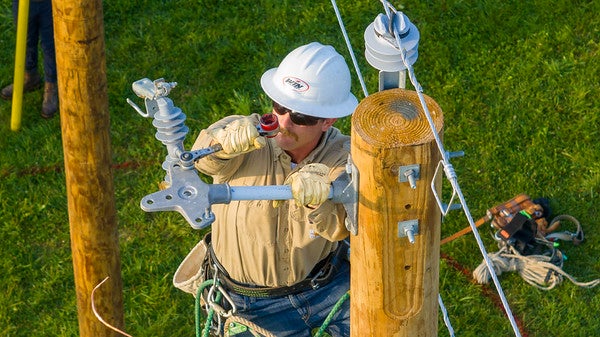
{"left": 272, "top": 101, "right": 323, "bottom": 126}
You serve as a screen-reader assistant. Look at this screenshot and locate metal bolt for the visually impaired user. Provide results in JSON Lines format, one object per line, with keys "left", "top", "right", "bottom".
{"left": 404, "top": 169, "right": 417, "bottom": 189}
{"left": 398, "top": 220, "right": 419, "bottom": 244}
{"left": 446, "top": 150, "right": 465, "bottom": 159}
{"left": 180, "top": 152, "right": 192, "bottom": 161}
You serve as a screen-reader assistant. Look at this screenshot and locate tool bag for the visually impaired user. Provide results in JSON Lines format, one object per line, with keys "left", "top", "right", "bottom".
{"left": 483, "top": 194, "right": 553, "bottom": 254}
{"left": 440, "top": 193, "right": 553, "bottom": 246}
{"left": 173, "top": 235, "right": 209, "bottom": 296}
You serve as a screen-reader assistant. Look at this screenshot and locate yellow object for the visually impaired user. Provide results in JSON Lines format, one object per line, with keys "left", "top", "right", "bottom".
{"left": 10, "top": 0, "right": 30, "bottom": 131}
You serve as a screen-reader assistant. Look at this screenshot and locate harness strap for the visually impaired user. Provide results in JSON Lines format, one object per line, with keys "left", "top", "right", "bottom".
{"left": 544, "top": 214, "right": 584, "bottom": 245}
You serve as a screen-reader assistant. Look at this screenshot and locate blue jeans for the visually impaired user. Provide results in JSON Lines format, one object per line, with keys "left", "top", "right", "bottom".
{"left": 225, "top": 260, "right": 350, "bottom": 337}
{"left": 12, "top": 0, "right": 57, "bottom": 83}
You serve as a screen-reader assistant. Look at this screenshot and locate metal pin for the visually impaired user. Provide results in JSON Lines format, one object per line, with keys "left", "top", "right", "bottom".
{"left": 405, "top": 227, "right": 416, "bottom": 244}
{"left": 404, "top": 169, "right": 417, "bottom": 189}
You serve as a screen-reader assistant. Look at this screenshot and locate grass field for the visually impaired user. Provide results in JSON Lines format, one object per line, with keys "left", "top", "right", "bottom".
{"left": 1, "top": 0, "right": 599, "bottom": 336}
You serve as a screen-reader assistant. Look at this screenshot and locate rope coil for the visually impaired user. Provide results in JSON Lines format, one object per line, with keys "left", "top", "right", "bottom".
{"left": 473, "top": 239, "right": 600, "bottom": 290}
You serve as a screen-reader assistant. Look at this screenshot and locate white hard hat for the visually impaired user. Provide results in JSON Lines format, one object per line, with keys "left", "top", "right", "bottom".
{"left": 260, "top": 42, "right": 358, "bottom": 118}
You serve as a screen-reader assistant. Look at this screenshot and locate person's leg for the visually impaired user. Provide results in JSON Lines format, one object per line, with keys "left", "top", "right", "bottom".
{"left": 24, "top": 0, "right": 41, "bottom": 76}
{"left": 302, "top": 261, "right": 350, "bottom": 337}
{"left": 1, "top": 0, "right": 42, "bottom": 100}
{"left": 225, "top": 292, "right": 314, "bottom": 337}
{"left": 38, "top": 0, "right": 56, "bottom": 84}
{"left": 38, "top": 0, "right": 58, "bottom": 118}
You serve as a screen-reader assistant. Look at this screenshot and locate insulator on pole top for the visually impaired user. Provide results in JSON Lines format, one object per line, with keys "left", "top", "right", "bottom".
{"left": 364, "top": 11, "right": 420, "bottom": 72}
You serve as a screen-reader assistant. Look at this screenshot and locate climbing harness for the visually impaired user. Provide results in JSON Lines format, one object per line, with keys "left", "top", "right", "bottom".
{"left": 174, "top": 233, "right": 350, "bottom": 337}
{"left": 442, "top": 193, "right": 598, "bottom": 289}
{"left": 194, "top": 258, "right": 350, "bottom": 336}
{"left": 441, "top": 193, "right": 549, "bottom": 245}
{"left": 467, "top": 196, "right": 599, "bottom": 290}
{"left": 196, "top": 282, "right": 350, "bottom": 337}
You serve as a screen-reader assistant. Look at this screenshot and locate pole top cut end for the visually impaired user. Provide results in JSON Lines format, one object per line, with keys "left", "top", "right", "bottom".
{"left": 352, "top": 88, "right": 443, "bottom": 147}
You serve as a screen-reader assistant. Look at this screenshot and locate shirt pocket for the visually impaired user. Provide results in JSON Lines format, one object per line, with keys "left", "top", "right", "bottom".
{"left": 289, "top": 206, "right": 316, "bottom": 242}
{"left": 238, "top": 200, "right": 279, "bottom": 245}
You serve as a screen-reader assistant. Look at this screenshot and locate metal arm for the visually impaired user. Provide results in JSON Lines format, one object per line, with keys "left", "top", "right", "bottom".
{"left": 139, "top": 163, "right": 353, "bottom": 230}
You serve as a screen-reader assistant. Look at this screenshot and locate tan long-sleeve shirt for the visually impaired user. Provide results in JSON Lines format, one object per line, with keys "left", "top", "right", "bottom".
{"left": 192, "top": 114, "right": 350, "bottom": 287}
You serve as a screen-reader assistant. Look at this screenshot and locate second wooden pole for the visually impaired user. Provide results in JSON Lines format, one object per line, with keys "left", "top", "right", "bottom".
{"left": 53, "top": 0, "right": 125, "bottom": 335}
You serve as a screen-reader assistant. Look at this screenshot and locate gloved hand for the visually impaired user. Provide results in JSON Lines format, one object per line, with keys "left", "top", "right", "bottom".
{"left": 276, "top": 163, "right": 331, "bottom": 208}
{"left": 207, "top": 117, "right": 266, "bottom": 159}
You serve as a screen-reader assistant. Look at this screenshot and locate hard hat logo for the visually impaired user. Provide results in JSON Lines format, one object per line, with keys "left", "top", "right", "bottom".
{"left": 260, "top": 42, "right": 358, "bottom": 119}
{"left": 283, "top": 77, "right": 309, "bottom": 92}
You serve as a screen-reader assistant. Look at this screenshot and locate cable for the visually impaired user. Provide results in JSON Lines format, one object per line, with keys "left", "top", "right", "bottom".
{"left": 438, "top": 294, "right": 455, "bottom": 337}
{"left": 330, "top": 0, "right": 369, "bottom": 98}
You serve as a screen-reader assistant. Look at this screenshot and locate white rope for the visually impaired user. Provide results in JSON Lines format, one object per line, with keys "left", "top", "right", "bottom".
{"left": 473, "top": 245, "right": 600, "bottom": 290}
{"left": 91, "top": 277, "right": 133, "bottom": 337}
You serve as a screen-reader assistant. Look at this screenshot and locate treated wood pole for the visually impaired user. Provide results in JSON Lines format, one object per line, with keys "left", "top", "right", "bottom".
{"left": 53, "top": 1, "right": 125, "bottom": 336}
{"left": 350, "top": 88, "right": 444, "bottom": 336}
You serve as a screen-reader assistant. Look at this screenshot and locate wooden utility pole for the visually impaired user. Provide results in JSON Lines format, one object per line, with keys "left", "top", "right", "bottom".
{"left": 53, "top": 1, "right": 125, "bottom": 335}
{"left": 350, "top": 88, "right": 444, "bottom": 336}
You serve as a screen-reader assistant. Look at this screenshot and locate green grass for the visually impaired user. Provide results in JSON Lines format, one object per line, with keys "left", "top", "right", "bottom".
{"left": 1, "top": 0, "right": 599, "bottom": 336}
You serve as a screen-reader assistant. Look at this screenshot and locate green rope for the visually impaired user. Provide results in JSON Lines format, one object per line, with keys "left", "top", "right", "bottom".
{"left": 313, "top": 291, "right": 350, "bottom": 337}
{"left": 196, "top": 279, "right": 222, "bottom": 337}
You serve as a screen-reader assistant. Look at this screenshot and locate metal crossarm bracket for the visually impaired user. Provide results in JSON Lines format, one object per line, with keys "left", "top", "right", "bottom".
{"left": 398, "top": 164, "right": 420, "bottom": 189}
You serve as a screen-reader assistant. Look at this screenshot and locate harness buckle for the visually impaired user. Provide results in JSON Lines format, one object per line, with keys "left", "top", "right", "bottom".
{"left": 310, "top": 268, "right": 326, "bottom": 290}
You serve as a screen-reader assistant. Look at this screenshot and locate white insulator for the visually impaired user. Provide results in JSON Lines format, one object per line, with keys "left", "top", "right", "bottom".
{"left": 364, "top": 12, "right": 420, "bottom": 71}
{"left": 153, "top": 98, "right": 189, "bottom": 145}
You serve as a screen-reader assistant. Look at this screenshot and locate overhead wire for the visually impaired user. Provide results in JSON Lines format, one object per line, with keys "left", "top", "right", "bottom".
{"left": 330, "top": 0, "right": 369, "bottom": 98}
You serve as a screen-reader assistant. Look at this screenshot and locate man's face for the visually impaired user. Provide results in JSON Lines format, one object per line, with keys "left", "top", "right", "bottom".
{"left": 270, "top": 101, "right": 336, "bottom": 155}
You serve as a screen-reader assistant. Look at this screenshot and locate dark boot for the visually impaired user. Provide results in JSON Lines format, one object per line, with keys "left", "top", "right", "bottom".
{"left": 41, "top": 82, "right": 58, "bottom": 119}
{"left": 0, "top": 72, "right": 42, "bottom": 100}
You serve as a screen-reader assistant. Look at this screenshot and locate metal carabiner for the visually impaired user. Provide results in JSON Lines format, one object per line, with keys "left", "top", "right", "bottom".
{"left": 206, "top": 265, "right": 238, "bottom": 319}
{"left": 207, "top": 283, "right": 237, "bottom": 318}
